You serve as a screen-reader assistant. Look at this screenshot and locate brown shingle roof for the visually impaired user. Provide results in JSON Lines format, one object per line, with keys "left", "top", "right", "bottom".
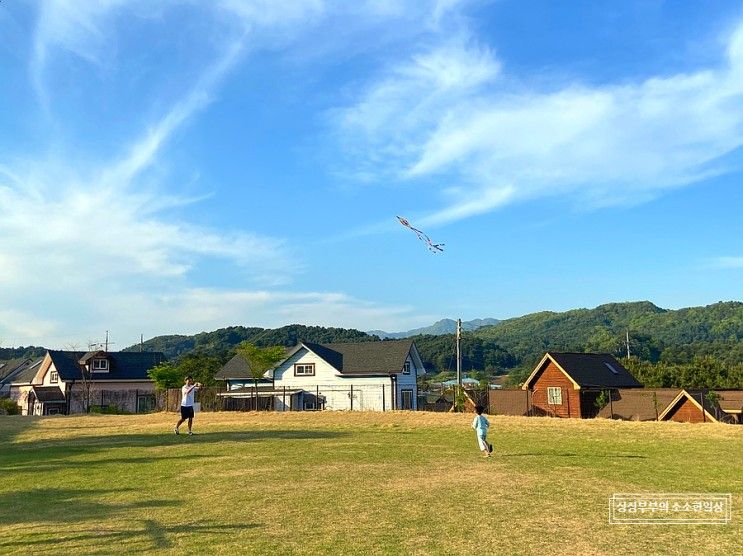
{"left": 715, "top": 390, "right": 743, "bottom": 413}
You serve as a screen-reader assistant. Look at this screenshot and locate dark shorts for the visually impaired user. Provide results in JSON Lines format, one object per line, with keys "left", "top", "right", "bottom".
{"left": 180, "top": 405, "right": 195, "bottom": 419}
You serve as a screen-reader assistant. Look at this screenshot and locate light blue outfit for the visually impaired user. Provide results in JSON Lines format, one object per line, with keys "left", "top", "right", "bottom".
{"left": 471, "top": 414, "right": 490, "bottom": 451}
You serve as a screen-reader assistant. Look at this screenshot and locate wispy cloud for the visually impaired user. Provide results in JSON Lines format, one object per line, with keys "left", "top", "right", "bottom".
{"left": 334, "top": 20, "right": 743, "bottom": 225}
{"left": 2, "top": 0, "right": 446, "bottom": 348}
{"left": 711, "top": 256, "right": 743, "bottom": 269}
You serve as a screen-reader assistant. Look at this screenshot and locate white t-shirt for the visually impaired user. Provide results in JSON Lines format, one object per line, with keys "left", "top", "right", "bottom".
{"left": 181, "top": 384, "right": 199, "bottom": 407}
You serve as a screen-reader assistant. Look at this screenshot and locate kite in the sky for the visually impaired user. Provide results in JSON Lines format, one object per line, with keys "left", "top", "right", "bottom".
{"left": 397, "top": 216, "right": 444, "bottom": 253}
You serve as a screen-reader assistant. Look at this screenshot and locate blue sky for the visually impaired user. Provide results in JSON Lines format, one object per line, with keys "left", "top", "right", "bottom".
{"left": 1, "top": 0, "right": 742, "bottom": 349}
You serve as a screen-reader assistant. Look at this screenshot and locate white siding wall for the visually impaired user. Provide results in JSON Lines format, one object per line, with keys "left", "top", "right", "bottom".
{"left": 272, "top": 347, "right": 420, "bottom": 411}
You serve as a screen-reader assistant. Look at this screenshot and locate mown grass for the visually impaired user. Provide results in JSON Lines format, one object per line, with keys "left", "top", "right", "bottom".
{"left": 0, "top": 412, "right": 741, "bottom": 555}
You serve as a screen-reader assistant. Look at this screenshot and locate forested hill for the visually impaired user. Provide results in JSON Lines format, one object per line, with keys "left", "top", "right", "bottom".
{"left": 122, "top": 324, "right": 377, "bottom": 360}
{"left": 121, "top": 301, "right": 743, "bottom": 383}
{"left": 472, "top": 301, "right": 743, "bottom": 369}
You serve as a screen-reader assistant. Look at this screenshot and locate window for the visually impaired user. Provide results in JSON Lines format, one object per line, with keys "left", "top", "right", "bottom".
{"left": 92, "top": 359, "right": 109, "bottom": 372}
{"left": 604, "top": 362, "right": 619, "bottom": 375}
{"left": 401, "top": 389, "right": 414, "bottom": 410}
{"left": 294, "top": 363, "right": 315, "bottom": 376}
{"left": 402, "top": 361, "right": 411, "bottom": 374}
{"left": 304, "top": 401, "right": 316, "bottom": 410}
{"left": 137, "top": 395, "right": 156, "bottom": 413}
{"left": 547, "top": 387, "right": 562, "bottom": 405}
{"left": 50, "top": 371, "right": 58, "bottom": 383}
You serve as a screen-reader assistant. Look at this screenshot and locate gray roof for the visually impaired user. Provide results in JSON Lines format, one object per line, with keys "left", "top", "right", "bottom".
{"left": 545, "top": 352, "right": 643, "bottom": 388}
{"left": 0, "top": 358, "right": 30, "bottom": 382}
{"left": 302, "top": 339, "right": 415, "bottom": 375}
{"left": 214, "top": 354, "right": 254, "bottom": 380}
{"left": 7, "top": 358, "right": 43, "bottom": 384}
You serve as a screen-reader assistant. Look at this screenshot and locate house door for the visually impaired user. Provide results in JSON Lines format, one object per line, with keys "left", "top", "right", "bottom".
{"left": 401, "top": 389, "right": 413, "bottom": 410}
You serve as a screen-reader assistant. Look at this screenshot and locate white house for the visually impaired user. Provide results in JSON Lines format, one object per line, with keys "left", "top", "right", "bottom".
{"left": 219, "top": 339, "right": 425, "bottom": 411}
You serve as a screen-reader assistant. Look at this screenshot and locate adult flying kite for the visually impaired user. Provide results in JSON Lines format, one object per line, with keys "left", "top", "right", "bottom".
{"left": 396, "top": 216, "right": 444, "bottom": 253}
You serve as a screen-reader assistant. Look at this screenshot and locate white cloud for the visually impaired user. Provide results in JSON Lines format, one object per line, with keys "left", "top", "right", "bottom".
{"left": 334, "top": 20, "right": 743, "bottom": 224}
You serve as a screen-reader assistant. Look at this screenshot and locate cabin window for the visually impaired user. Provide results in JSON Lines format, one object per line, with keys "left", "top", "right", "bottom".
{"left": 304, "top": 401, "right": 316, "bottom": 410}
{"left": 547, "top": 387, "right": 562, "bottom": 405}
{"left": 92, "top": 359, "right": 109, "bottom": 372}
{"left": 50, "top": 371, "right": 58, "bottom": 383}
{"left": 401, "top": 389, "right": 414, "bottom": 410}
{"left": 402, "top": 361, "right": 411, "bottom": 374}
{"left": 294, "top": 363, "right": 315, "bottom": 376}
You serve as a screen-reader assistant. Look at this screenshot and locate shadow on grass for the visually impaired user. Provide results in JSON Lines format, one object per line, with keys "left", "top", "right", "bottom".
{"left": 0, "top": 488, "right": 177, "bottom": 526}
{"left": 0, "top": 514, "right": 258, "bottom": 551}
{"left": 500, "top": 452, "right": 648, "bottom": 458}
{"left": 3, "top": 429, "right": 347, "bottom": 458}
{"left": 0, "top": 453, "right": 217, "bottom": 475}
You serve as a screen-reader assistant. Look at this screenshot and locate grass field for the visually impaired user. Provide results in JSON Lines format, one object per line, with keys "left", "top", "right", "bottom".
{"left": 0, "top": 412, "right": 741, "bottom": 555}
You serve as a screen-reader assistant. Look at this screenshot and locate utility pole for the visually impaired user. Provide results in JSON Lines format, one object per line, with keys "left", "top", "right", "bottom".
{"left": 105, "top": 330, "right": 109, "bottom": 352}
{"left": 456, "top": 318, "right": 462, "bottom": 410}
{"left": 625, "top": 329, "right": 631, "bottom": 359}
{"left": 140, "top": 334, "right": 144, "bottom": 352}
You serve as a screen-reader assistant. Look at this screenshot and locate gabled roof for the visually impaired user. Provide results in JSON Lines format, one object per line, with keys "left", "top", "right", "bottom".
{"left": 302, "top": 339, "right": 417, "bottom": 375}
{"left": 658, "top": 389, "right": 720, "bottom": 423}
{"left": 214, "top": 354, "right": 253, "bottom": 380}
{"left": 78, "top": 350, "right": 107, "bottom": 364}
{"left": 8, "top": 358, "right": 43, "bottom": 385}
{"left": 46, "top": 350, "right": 165, "bottom": 381}
{"left": 0, "top": 358, "right": 31, "bottom": 382}
{"left": 522, "top": 352, "right": 643, "bottom": 390}
{"left": 271, "top": 339, "right": 420, "bottom": 377}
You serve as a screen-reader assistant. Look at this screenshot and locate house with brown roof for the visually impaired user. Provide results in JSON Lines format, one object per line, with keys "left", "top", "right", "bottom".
{"left": 521, "top": 352, "right": 643, "bottom": 418}
{"left": 218, "top": 340, "right": 425, "bottom": 411}
{"left": 8, "top": 349, "right": 165, "bottom": 415}
{"left": 658, "top": 389, "right": 743, "bottom": 424}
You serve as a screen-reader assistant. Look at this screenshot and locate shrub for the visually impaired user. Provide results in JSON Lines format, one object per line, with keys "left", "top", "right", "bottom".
{"left": 0, "top": 397, "right": 21, "bottom": 415}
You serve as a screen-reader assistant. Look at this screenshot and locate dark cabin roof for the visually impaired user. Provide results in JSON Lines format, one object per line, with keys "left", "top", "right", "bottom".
{"left": 302, "top": 340, "right": 415, "bottom": 375}
{"left": 528, "top": 352, "right": 643, "bottom": 389}
{"left": 47, "top": 350, "right": 165, "bottom": 381}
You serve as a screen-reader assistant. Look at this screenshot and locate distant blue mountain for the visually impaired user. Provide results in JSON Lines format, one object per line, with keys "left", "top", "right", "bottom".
{"left": 368, "top": 318, "right": 500, "bottom": 339}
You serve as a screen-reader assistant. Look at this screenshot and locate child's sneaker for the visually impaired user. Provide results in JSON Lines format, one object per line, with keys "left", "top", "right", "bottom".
{"left": 174, "top": 427, "right": 179, "bottom": 435}
{"left": 188, "top": 431, "right": 193, "bottom": 436}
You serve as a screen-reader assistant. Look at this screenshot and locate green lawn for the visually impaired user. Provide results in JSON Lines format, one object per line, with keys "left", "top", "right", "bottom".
{"left": 0, "top": 412, "right": 741, "bottom": 555}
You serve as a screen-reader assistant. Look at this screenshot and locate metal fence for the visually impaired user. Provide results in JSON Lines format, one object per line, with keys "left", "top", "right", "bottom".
{"left": 158, "top": 384, "right": 414, "bottom": 412}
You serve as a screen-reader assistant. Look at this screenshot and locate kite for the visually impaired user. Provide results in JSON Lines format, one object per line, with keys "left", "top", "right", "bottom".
{"left": 396, "top": 216, "right": 444, "bottom": 253}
